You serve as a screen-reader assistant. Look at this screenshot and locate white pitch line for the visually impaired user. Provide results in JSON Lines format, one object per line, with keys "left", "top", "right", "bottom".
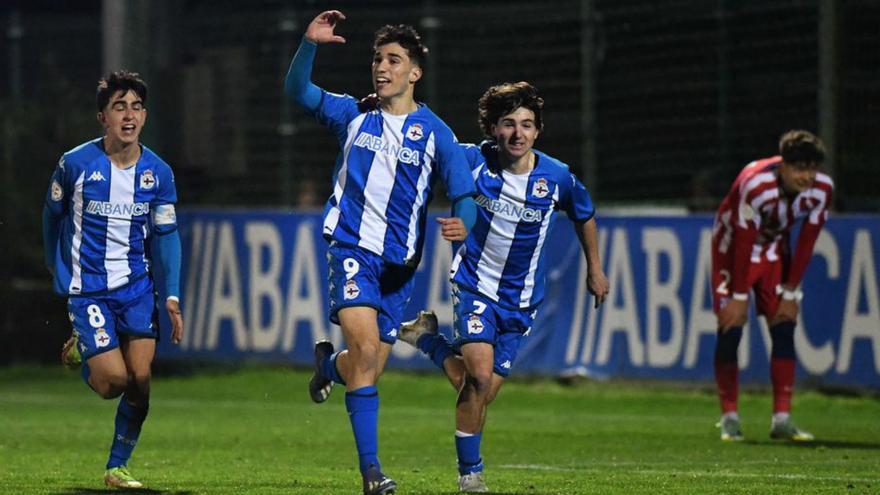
{"left": 500, "top": 464, "right": 880, "bottom": 483}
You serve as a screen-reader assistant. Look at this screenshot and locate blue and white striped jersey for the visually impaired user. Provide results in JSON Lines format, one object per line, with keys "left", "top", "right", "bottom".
{"left": 313, "top": 91, "right": 475, "bottom": 266}
{"left": 44, "top": 138, "right": 178, "bottom": 296}
{"left": 451, "top": 142, "right": 595, "bottom": 310}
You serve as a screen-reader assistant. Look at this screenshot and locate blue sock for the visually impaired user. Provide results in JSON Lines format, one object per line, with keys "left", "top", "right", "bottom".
{"left": 455, "top": 430, "right": 483, "bottom": 475}
{"left": 321, "top": 351, "right": 346, "bottom": 385}
{"left": 106, "top": 396, "right": 149, "bottom": 469}
{"left": 416, "top": 333, "right": 454, "bottom": 371}
{"left": 345, "top": 385, "right": 380, "bottom": 474}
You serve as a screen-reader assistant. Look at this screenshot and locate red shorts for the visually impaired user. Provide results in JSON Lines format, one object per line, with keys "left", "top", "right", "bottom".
{"left": 711, "top": 247, "right": 784, "bottom": 318}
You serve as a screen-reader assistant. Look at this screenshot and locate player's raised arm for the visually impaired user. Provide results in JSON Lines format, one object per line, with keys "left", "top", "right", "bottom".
{"left": 284, "top": 11, "right": 346, "bottom": 112}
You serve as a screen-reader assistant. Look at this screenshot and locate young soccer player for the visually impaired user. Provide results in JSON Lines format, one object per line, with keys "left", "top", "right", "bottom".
{"left": 284, "top": 10, "right": 476, "bottom": 495}
{"left": 43, "top": 70, "right": 184, "bottom": 488}
{"left": 398, "top": 82, "right": 609, "bottom": 493}
{"left": 712, "top": 130, "right": 832, "bottom": 442}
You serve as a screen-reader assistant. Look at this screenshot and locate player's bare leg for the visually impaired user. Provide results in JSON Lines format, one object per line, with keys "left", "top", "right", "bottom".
{"left": 84, "top": 349, "right": 129, "bottom": 399}
{"left": 336, "top": 307, "right": 396, "bottom": 495}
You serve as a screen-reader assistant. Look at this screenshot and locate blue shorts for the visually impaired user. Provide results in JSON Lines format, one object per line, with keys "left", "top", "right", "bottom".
{"left": 452, "top": 284, "right": 537, "bottom": 377}
{"left": 67, "top": 276, "right": 158, "bottom": 362}
{"left": 327, "top": 243, "right": 417, "bottom": 344}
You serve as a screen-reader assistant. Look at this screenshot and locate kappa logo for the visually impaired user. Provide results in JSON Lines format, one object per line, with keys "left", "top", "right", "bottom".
{"left": 482, "top": 168, "right": 498, "bottom": 179}
{"left": 501, "top": 360, "right": 511, "bottom": 369}
{"left": 467, "top": 315, "right": 484, "bottom": 335}
{"left": 405, "top": 123, "right": 424, "bottom": 141}
{"left": 87, "top": 170, "right": 106, "bottom": 182}
{"left": 388, "top": 328, "right": 398, "bottom": 338}
{"left": 532, "top": 178, "right": 549, "bottom": 198}
{"left": 140, "top": 170, "right": 155, "bottom": 190}
{"left": 94, "top": 329, "right": 110, "bottom": 348}
{"left": 343, "top": 280, "right": 361, "bottom": 300}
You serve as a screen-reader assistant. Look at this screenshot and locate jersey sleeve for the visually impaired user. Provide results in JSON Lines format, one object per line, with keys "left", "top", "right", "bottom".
{"left": 459, "top": 143, "right": 487, "bottom": 173}
{"left": 313, "top": 91, "right": 361, "bottom": 142}
{"left": 785, "top": 181, "right": 833, "bottom": 288}
{"left": 435, "top": 126, "right": 476, "bottom": 201}
{"left": 151, "top": 164, "right": 179, "bottom": 235}
{"left": 559, "top": 172, "right": 595, "bottom": 222}
{"left": 44, "top": 155, "right": 70, "bottom": 216}
{"left": 729, "top": 180, "right": 762, "bottom": 295}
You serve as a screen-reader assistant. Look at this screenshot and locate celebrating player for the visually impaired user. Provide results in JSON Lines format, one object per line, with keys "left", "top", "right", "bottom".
{"left": 398, "top": 82, "right": 609, "bottom": 493}
{"left": 42, "top": 71, "right": 184, "bottom": 488}
{"left": 712, "top": 130, "right": 832, "bottom": 442}
{"left": 284, "top": 10, "right": 476, "bottom": 495}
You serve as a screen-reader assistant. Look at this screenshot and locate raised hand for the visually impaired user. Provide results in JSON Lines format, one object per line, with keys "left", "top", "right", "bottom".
{"left": 304, "top": 10, "right": 347, "bottom": 44}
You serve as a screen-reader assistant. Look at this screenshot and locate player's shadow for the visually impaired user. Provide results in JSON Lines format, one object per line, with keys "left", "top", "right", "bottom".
{"left": 744, "top": 439, "right": 880, "bottom": 450}
{"left": 53, "top": 489, "right": 194, "bottom": 495}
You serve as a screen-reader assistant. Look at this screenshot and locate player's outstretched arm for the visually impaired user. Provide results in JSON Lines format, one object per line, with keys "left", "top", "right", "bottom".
{"left": 304, "top": 10, "right": 347, "bottom": 44}
{"left": 575, "top": 217, "right": 609, "bottom": 308}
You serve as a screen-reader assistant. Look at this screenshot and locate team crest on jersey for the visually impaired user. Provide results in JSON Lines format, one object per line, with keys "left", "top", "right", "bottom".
{"left": 94, "top": 329, "right": 110, "bottom": 348}
{"left": 343, "top": 280, "right": 361, "bottom": 300}
{"left": 467, "top": 315, "right": 484, "bottom": 335}
{"left": 739, "top": 202, "right": 755, "bottom": 221}
{"left": 140, "top": 170, "right": 155, "bottom": 190}
{"left": 405, "top": 123, "right": 424, "bottom": 141}
{"left": 51, "top": 180, "right": 63, "bottom": 201}
{"left": 532, "top": 178, "right": 550, "bottom": 198}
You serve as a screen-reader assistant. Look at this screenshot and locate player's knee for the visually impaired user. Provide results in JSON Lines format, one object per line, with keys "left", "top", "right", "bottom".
{"left": 347, "top": 340, "right": 380, "bottom": 362}
{"left": 714, "top": 326, "right": 743, "bottom": 363}
{"left": 770, "top": 321, "right": 796, "bottom": 359}
{"left": 465, "top": 371, "right": 493, "bottom": 396}
{"left": 93, "top": 372, "right": 129, "bottom": 399}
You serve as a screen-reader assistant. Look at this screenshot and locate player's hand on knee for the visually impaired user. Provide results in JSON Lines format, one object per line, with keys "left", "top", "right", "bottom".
{"left": 166, "top": 298, "right": 184, "bottom": 345}
{"left": 305, "top": 10, "right": 347, "bottom": 44}
{"left": 771, "top": 300, "right": 799, "bottom": 326}
{"left": 718, "top": 299, "right": 748, "bottom": 332}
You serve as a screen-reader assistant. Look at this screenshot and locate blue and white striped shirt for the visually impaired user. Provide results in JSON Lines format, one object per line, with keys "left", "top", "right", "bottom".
{"left": 451, "top": 142, "right": 595, "bottom": 310}
{"left": 44, "top": 138, "right": 178, "bottom": 295}
{"left": 314, "top": 92, "right": 475, "bottom": 266}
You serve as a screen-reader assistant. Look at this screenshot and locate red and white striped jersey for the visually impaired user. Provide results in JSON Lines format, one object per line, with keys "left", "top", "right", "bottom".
{"left": 712, "top": 156, "right": 834, "bottom": 295}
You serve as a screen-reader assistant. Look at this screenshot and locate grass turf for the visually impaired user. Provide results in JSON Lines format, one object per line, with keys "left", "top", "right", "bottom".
{"left": 1, "top": 365, "right": 878, "bottom": 494}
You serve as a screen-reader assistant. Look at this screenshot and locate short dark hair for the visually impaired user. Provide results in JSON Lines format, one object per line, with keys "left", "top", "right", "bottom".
{"left": 478, "top": 81, "right": 544, "bottom": 138}
{"left": 373, "top": 24, "right": 428, "bottom": 67}
{"left": 779, "top": 130, "right": 825, "bottom": 167}
{"left": 96, "top": 70, "right": 147, "bottom": 112}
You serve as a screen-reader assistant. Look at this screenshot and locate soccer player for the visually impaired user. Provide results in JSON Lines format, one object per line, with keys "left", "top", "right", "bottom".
{"left": 712, "top": 130, "right": 832, "bottom": 442}
{"left": 284, "top": 11, "right": 476, "bottom": 495}
{"left": 398, "top": 82, "right": 609, "bottom": 493}
{"left": 42, "top": 70, "right": 183, "bottom": 489}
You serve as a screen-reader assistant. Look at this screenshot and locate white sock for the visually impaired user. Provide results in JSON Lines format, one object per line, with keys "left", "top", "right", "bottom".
{"left": 772, "top": 412, "right": 790, "bottom": 426}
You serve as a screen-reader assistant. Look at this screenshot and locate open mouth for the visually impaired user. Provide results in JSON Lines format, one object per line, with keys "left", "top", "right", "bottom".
{"left": 121, "top": 124, "right": 136, "bottom": 133}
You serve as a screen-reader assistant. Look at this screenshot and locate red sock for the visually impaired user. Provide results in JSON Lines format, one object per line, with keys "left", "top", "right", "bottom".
{"left": 714, "top": 361, "right": 739, "bottom": 413}
{"left": 771, "top": 357, "right": 795, "bottom": 413}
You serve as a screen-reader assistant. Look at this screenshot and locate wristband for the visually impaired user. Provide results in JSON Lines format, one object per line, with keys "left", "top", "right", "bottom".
{"left": 731, "top": 292, "right": 748, "bottom": 301}
{"left": 776, "top": 285, "right": 803, "bottom": 302}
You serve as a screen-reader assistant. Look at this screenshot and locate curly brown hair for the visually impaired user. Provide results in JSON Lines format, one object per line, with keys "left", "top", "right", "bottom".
{"left": 96, "top": 70, "right": 147, "bottom": 112}
{"left": 477, "top": 82, "right": 544, "bottom": 138}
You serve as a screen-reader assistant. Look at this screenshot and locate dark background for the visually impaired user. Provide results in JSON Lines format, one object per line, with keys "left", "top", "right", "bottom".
{"left": 2, "top": 0, "right": 877, "bottom": 363}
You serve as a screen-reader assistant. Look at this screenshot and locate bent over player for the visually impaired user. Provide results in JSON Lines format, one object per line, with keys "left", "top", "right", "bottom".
{"left": 398, "top": 82, "right": 609, "bottom": 492}
{"left": 43, "top": 71, "right": 184, "bottom": 488}
{"left": 712, "top": 130, "right": 832, "bottom": 442}
{"left": 284, "top": 10, "right": 476, "bottom": 495}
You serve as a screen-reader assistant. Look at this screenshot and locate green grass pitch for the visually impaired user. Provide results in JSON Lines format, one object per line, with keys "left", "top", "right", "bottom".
{"left": 1, "top": 365, "right": 878, "bottom": 494}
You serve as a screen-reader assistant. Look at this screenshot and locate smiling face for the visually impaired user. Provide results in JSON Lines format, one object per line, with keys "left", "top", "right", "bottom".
{"left": 778, "top": 160, "right": 818, "bottom": 195}
{"left": 491, "top": 106, "right": 540, "bottom": 163}
{"left": 372, "top": 42, "right": 421, "bottom": 100}
{"left": 98, "top": 89, "right": 146, "bottom": 147}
